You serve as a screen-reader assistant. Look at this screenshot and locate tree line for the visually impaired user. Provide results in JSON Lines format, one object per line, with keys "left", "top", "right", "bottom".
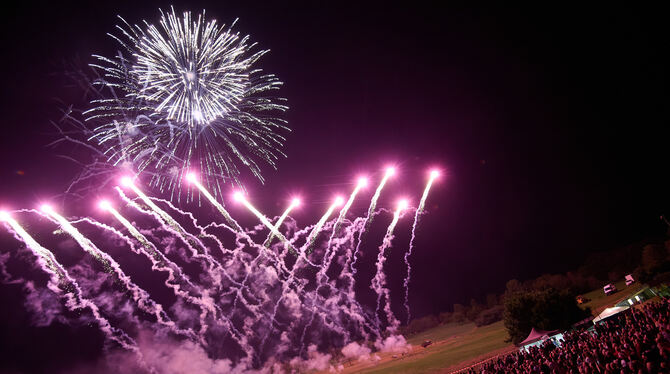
{"left": 401, "top": 231, "right": 670, "bottom": 344}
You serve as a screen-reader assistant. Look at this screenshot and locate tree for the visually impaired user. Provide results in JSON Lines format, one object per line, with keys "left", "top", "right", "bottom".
{"left": 505, "top": 279, "right": 523, "bottom": 293}
{"left": 503, "top": 288, "right": 590, "bottom": 344}
{"left": 474, "top": 305, "right": 504, "bottom": 327}
{"left": 451, "top": 303, "right": 468, "bottom": 323}
{"left": 467, "top": 298, "right": 485, "bottom": 321}
{"left": 402, "top": 314, "right": 439, "bottom": 335}
{"left": 485, "top": 293, "right": 499, "bottom": 308}
{"left": 438, "top": 311, "right": 453, "bottom": 324}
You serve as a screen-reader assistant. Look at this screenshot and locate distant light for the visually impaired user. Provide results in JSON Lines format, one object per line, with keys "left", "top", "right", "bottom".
{"left": 120, "top": 176, "right": 134, "bottom": 187}
{"left": 185, "top": 172, "right": 197, "bottom": 184}
{"left": 385, "top": 166, "right": 396, "bottom": 177}
{"left": 98, "top": 200, "right": 112, "bottom": 211}
{"left": 40, "top": 204, "right": 54, "bottom": 213}
{"left": 334, "top": 196, "right": 345, "bottom": 206}
{"left": 232, "top": 191, "right": 244, "bottom": 202}
{"left": 0, "top": 211, "right": 10, "bottom": 221}
{"left": 430, "top": 169, "right": 440, "bottom": 179}
{"left": 291, "top": 197, "right": 301, "bottom": 207}
{"left": 397, "top": 199, "right": 409, "bottom": 211}
{"left": 192, "top": 110, "right": 204, "bottom": 123}
{"left": 357, "top": 176, "right": 369, "bottom": 188}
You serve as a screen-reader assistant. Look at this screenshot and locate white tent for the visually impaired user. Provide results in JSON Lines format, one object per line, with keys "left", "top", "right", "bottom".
{"left": 593, "top": 306, "right": 629, "bottom": 324}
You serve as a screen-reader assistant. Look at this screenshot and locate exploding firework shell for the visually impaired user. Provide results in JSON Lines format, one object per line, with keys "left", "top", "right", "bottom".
{"left": 85, "top": 8, "right": 288, "bottom": 200}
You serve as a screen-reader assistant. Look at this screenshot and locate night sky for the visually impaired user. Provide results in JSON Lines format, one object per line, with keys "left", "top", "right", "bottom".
{"left": 0, "top": 1, "right": 668, "bottom": 371}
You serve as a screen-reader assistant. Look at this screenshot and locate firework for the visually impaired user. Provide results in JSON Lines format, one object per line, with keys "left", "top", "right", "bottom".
{"left": 84, "top": 8, "right": 288, "bottom": 200}
{"left": 403, "top": 169, "right": 440, "bottom": 323}
{"left": 372, "top": 198, "right": 409, "bottom": 331}
{"left": 263, "top": 197, "right": 300, "bottom": 246}
{"left": 186, "top": 172, "right": 241, "bottom": 230}
{"left": 304, "top": 195, "right": 345, "bottom": 251}
{"left": 232, "top": 190, "right": 291, "bottom": 245}
{"left": 1, "top": 167, "right": 441, "bottom": 371}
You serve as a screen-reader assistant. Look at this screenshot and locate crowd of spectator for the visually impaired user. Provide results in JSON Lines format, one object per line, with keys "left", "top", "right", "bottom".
{"left": 471, "top": 298, "right": 670, "bottom": 373}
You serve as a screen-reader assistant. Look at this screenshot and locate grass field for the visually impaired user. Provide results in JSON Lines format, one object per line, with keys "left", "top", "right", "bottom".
{"left": 332, "top": 322, "right": 512, "bottom": 374}
{"left": 316, "top": 280, "right": 645, "bottom": 373}
{"left": 579, "top": 280, "right": 644, "bottom": 315}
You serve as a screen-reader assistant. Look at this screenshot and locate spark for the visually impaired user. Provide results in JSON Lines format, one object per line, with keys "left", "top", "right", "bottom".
{"left": 403, "top": 168, "right": 441, "bottom": 323}
{"left": 231, "top": 191, "right": 292, "bottom": 246}
{"left": 83, "top": 8, "right": 289, "bottom": 200}
{"left": 304, "top": 195, "right": 344, "bottom": 250}
{"left": 40, "top": 204, "right": 108, "bottom": 265}
{"left": 351, "top": 166, "right": 396, "bottom": 274}
{"left": 41, "top": 203, "right": 197, "bottom": 339}
{"left": 263, "top": 197, "right": 300, "bottom": 247}
{"left": 372, "top": 198, "right": 409, "bottom": 332}
{"left": 320, "top": 177, "right": 370, "bottom": 277}
{"left": 118, "top": 180, "right": 241, "bottom": 292}
{"left": 1, "top": 213, "right": 143, "bottom": 356}
{"left": 99, "top": 200, "right": 153, "bottom": 250}
{"left": 335, "top": 176, "right": 368, "bottom": 229}
{"left": 366, "top": 167, "right": 395, "bottom": 227}
{"left": 2, "top": 167, "right": 443, "bottom": 369}
{"left": 2, "top": 212, "right": 64, "bottom": 277}
{"left": 186, "top": 172, "right": 241, "bottom": 230}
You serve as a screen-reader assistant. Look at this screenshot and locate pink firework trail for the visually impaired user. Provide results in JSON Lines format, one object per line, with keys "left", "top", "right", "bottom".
{"left": 403, "top": 169, "right": 440, "bottom": 324}
{"left": 0, "top": 166, "right": 439, "bottom": 371}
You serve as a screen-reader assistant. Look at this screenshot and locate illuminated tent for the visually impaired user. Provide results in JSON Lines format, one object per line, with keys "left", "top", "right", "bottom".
{"left": 519, "top": 328, "right": 560, "bottom": 347}
{"left": 593, "top": 306, "right": 629, "bottom": 324}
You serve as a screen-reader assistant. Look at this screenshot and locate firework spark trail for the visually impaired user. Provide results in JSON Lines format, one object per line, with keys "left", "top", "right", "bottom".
{"left": 131, "top": 188, "right": 284, "bottom": 339}
{"left": 81, "top": 211, "right": 198, "bottom": 291}
{"left": 118, "top": 183, "right": 244, "bottom": 291}
{"left": 304, "top": 196, "right": 345, "bottom": 255}
{"left": 117, "top": 187, "right": 265, "bottom": 327}
{"left": 102, "top": 194, "right": 260, "bottom": 358}
{"left": 131, "top": 183, "right": 375, "bottom": 363}
{"left": 1, "top": 163, "right": 440, "bottom": 369}
{"left": 320, "top": 177, "right": 367, "bottom": 283}
{"left": 134, "top": 184, "right": 266, "bottom": 308}
{"left": 145, "top": 196, "right": 275, "bottom": 313}
{"left": 263, "top": 198, "right": 300, "bottom": 247}
{"left": 82, "top": 210, "right": 223, "bottom": 337}
{"left": 261, "top": 220, "right": 320, "bottom": 344}
{"left": 372, "top": 200, "right": 408, "bottom": 333}
{"left": 185, "top": 212, "right": 296, "bottom": 331}
{"left": 403, "top": 170, "right": 439, "bottom": 324}
{"left": 297, "top": 217, "right": 372, "bottom": 356}
{"left": 190, "top": 181, "right": 297, "bottom": 287}
{"left": 232, "top": 191, "right": 295, "bottom": 249}
{"left": 303, "top": 179, "right": 378, "bottom": 342}
{"left": 339, "top": 210, "right": 385, "bottom": 289}
{"left": 335, "top": 214, "right": 390, "bottom": 340}
{"left": 315, "top": 222, "right": 379, "bottom": 340}
{"left": 0, "top": 213, "right": 143, "bottom": 357}
{"left": 291, "top": 197, "right": 351, "bottom": 348}
{"left": 39, "top": 205, "right": 198, "bottom": 340}
{"left": 150, "top": 198, "right": 279, "bottom": 331}
{"left": 262, "top": 219, "right": 348, "bottom": 356}
{"left": 151, "top": 196, "right": 236, "bottom": 256}
{"left": 116, "top": 187, "right": 224, "bottom": 284}
{"left": 351, "top": 167, "right": 395, "bottom": 277}
{"left": 187, "top": 173, "right": 242, "bottom": 231}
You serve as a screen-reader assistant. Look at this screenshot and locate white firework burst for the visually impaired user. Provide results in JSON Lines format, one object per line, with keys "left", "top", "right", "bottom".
{"left": 85, "top": 8, "right": 288, "bottom": 200}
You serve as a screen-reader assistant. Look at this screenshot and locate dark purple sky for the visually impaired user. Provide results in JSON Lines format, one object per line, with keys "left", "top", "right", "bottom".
{"left": 0, "top": 0, "right": 668, "bottom": 335}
